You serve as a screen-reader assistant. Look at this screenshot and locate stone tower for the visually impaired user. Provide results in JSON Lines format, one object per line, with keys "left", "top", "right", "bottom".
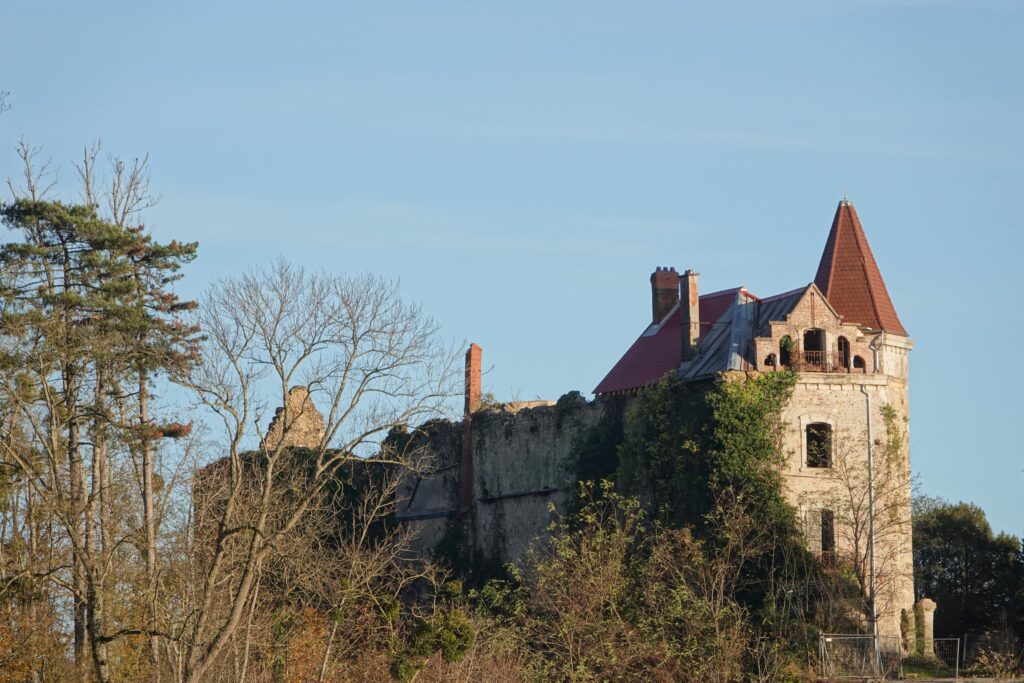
{"left": 596, "top": 199, "right": 915, "bottom": 642}
{"left": 772, "top": 199, "right": 915, "bottom": 643}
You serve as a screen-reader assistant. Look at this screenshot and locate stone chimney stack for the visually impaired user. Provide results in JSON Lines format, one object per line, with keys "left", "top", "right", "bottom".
{"left": 460, "top": 343, "right": 482, "bottom": 510}
{"left": 650, "top": 267, "right": 680, "bottom": 324}
{"left": 681, "top": 269, "right": 700, "bottom": 362}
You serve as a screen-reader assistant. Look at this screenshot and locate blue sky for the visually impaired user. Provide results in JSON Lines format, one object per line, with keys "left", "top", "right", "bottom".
{"left": 1, "top": 1, "right": 1021, "bottom": 534}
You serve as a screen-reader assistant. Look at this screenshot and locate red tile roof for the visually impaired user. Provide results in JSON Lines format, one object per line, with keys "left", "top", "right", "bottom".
{"left": 593, "top": 288, "right": 742, "bottom": 395}
{"left": 813, "top": 200, "right": 907, "bottom": 336}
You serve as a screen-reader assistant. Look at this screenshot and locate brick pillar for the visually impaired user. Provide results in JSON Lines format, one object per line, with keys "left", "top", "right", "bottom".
{"left": 681, "top": 269, "right": 700, "bottom": 362}
{"left": 650, "top": 267, "right": 679, "bottom": 324}
{"left": 459, "top": 344, "right": 482, "bottom": 510}
{"left": 464, "top": 343, "right": 482, "bottom": 415}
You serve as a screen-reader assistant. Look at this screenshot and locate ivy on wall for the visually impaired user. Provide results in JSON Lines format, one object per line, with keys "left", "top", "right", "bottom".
{"left": 582, "top": 371, "right": 799, "bottom": 538}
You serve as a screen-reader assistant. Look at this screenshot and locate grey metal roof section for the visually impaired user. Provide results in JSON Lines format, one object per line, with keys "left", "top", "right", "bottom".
{"left": 680, "top": 305, "right": 733, "bottom": 379}
{"left": 679, "top": 286, "right": 810, "bottom": 381}
{"left": 681, "top": 289, "right": 753, "bottom": 379}
{"left": 755, "top": 287, "right": 807, "bottom": 337}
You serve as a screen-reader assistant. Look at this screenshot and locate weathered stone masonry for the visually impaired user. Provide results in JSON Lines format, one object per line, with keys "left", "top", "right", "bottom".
{"left": 396, "top": 373, "right": 603, "bottom": 568}
{"left": 397, "top": 199, "right": 925, "bottom": 647}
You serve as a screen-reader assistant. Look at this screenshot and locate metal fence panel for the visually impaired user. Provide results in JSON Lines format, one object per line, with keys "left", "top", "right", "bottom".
{"left": 902, "top": 637, "right": 960, "bottom": 680}
{"left": 819, "top": 634, "right": 903, "bottom": 679}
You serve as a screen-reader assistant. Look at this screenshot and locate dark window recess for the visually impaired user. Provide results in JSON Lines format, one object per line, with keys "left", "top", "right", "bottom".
{"left": 806, "top": 422, "right": 832, "bottom": 468}
{"left": 764, "top": 353, "right": 777, "bottom": 367}
{"left": 779, "top": 336, "right": 793, "bottom": 367}
{"left": 821, "top": 509, "right": 836, "bottom": 553}
{"left": 803, "top": 328, "right": 825, "bottom": 353}
{"left": 838, "top": 336, "right": 850, "bottom": 368}
{"left": 853, "top": 355, "right": 866, "bottom": 370}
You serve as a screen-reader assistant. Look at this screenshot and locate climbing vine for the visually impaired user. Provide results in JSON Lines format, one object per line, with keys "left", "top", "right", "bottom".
{"left": 616, "top": 370, "right": 798, "bottom": 537}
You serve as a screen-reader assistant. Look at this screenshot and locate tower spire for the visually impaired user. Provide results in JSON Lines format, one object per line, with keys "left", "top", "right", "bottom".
{"left": 814, "top": 200, "right": 907, "bottom": 336}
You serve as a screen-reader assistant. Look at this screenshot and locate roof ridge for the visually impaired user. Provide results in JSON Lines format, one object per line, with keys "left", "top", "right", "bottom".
{"left": 699, "top": 286, "right": 743, "bottom": 298}
{"left": 758, "top": 285, "right": 806, "bottom": 303}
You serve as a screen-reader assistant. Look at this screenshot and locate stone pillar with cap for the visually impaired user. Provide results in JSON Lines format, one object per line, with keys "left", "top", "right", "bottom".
{"left": 915, "top": 598, "right": 937, "bottom": 656}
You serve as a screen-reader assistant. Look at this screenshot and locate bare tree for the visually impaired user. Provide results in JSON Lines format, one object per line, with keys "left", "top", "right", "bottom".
{"left": 170, "top": 262, "right": 458, "bottom": 683}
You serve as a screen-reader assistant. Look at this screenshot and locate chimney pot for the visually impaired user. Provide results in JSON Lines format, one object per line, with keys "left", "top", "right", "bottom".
{"left": 650, "top": 266, "right": 680, "bottom": 324}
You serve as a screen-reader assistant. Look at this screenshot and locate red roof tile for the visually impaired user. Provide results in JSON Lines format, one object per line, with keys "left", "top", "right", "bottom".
{"left": 593, "top": 288, "right": 742, "bottom": 395}
{"left": 814, "top": 201, "right": 907, "bottom": 336}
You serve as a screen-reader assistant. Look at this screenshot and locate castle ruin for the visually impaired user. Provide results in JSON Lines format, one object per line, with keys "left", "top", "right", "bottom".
{"left": 396, "top": 199, "right": 918, "bottom": 643}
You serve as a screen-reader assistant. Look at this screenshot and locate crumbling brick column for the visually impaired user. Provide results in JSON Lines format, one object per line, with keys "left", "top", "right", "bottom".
{"left": 459, "top": 344, "right": 482, "bottom": 510}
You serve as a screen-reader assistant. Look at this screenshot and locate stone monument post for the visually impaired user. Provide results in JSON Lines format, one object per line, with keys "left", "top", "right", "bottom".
{"left": 915, "top": 598, "right": 937, "bottom": 656}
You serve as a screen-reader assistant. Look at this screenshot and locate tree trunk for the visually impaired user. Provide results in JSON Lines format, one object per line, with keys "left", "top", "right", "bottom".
{"left": 66, "top": 366, "right": 89, "bottom": 680}
{"left": 140, "top": 375, "right": 161, "bottom": 681}
{"left": 87, "top": 372, "right": 112, "bottom": 683}
{"left": 87, "top": 571, "right": 111, "bottom": 683}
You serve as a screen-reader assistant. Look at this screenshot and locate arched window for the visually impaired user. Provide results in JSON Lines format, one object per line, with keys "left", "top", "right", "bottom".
{"left": 803, "top": 328, "right": 825, "bottom": 368}
{"left": 779, "top": 336, "right": 793, "bottom": 367}
{"left": 837, "top": 336, "right": 850, "bottom": 369}
{"left": 853, "top": 355, "right": 866, "bottom": 371}
{"left": 803, "top": 328, "right": 825, "bottom": 352}
{"left": 764, "top": 353, "right": 777, "bottom": 368}
{"left": 806, "top": 422, "right": 832, "bottom": 468}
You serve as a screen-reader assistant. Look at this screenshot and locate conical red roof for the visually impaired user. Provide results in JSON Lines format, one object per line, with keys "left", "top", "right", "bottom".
{"left": 814, "top": 200, "right": 907, "bottom": 336}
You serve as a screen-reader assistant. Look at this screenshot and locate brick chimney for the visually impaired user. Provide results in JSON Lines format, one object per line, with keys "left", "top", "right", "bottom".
{"left": 681, "top": 269, "right": 700, "bottom": 362}
{"left": 459, "top": 343, "right": 482, "bottom": 510}
{"left": 464, "top": 343, "right": 482, "bottom": 415}
{"left": 650, "top": 267, "right": 680, "bottom": 324}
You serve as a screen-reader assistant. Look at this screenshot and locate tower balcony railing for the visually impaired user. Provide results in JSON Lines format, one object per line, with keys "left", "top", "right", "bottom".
{"left": 790, "top": 351, "right": 864, "bottom": 374}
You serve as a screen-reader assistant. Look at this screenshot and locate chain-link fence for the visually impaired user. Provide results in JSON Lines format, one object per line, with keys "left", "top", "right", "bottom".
{"left": 819, "top": 633, "right": 903, "bottom": 679}
{"left": 902, "top": 637, "right": 960, "bottom": 680}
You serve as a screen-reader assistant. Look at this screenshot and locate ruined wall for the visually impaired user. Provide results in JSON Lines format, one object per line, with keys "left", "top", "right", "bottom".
{"left": 263, "top": 386, "right": 326, "bottom": 450}
{"left": 396, "top": 392, "right": 604, "bottom": 568}
{"left": 394, "top": 420, "right": 463, "bottom": 557}
{"left": 471, "top": 392, "right": 604, "bottom": 566}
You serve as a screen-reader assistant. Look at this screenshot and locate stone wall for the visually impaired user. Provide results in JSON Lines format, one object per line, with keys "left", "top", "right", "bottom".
{"left": 397, "top": 392, "right": 604, "bottom": 568}
{"left": 780, "top": 372, "right": 914, "bottom": 640}
{"left": 471, "top": 392, "right": 603, "bottom": 565}
{"left": 394, "top": 419, "right": 463, "bottom": 556}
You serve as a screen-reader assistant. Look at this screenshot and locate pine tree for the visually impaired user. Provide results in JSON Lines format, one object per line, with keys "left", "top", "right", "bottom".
{"left": 0, "top": 197, "right": 198, "bottom": 682}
